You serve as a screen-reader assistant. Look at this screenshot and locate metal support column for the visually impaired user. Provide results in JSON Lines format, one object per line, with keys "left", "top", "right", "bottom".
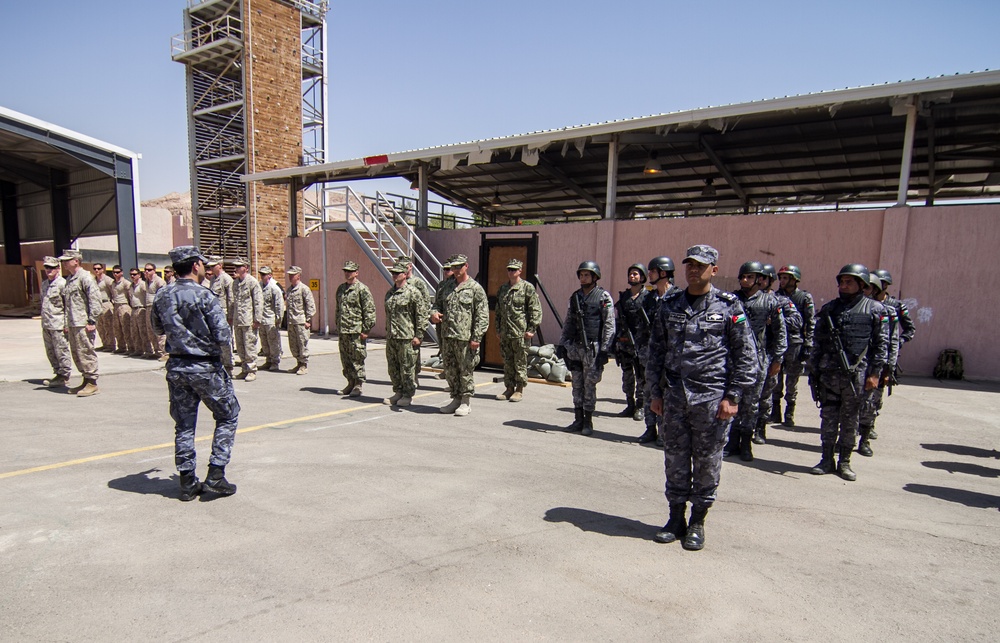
{"left": 113, "top": 155, "right": 138, "bottom": 271}
{"left": 50, "top": 169, "right": 71, "bottom": 254}
{"left": 604, "top": 135, "right": 619, "bottom": 219}
{"left": 1, "top": 180, "right": 21, "bottom": 265}
{"left": 896, "top": 101, "right": 918, "bottom": 205}
{"left": 417, "top": 163, "right": 429, "bottom": 230}
{"left": 925, "top": 112, "right": 936, "bottom": 206}
{"left": 289, "top": 178, "right": 299, "bottom": 238}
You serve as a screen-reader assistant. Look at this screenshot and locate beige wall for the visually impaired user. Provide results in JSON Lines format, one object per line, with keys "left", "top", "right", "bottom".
{"left": 290, "top": 204, "right": 1000, "bottom": 380}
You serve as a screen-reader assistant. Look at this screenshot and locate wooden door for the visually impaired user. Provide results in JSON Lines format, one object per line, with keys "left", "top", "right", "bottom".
{"left": 479, "top": 234, "right": 537, "bottom": 369}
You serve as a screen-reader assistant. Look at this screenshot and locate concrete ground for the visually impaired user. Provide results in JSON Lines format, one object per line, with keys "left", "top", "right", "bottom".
{"left": 0, "top": 316, "right": 998, "bottom": 641}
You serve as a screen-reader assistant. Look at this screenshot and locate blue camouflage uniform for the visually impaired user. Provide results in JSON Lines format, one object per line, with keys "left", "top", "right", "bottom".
{"left": 647, "top": 285, "right": 757, "bottom": 509}
{"left": 151, "top": 260, "right": 240, "bottom": 475}
{"left": 731, "top": 288, "right": 786, "bottom": 439}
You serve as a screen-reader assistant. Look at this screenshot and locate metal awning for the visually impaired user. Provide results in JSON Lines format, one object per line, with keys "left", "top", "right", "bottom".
{"left": 244, "top": 70, "right": 1000, "bottom": 221}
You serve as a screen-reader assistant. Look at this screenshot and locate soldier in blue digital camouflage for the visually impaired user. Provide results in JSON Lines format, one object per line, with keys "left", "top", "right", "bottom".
{"left": 856, "top": 273, "right": 899, "bottom": 457}
{"left": 807, "top": 264, "right": 889, "bottom": 482}
{"left": 556, "top": 261, "right": 615, "bottom": 436}
{"left": 772, "top": 265, "right": 816, "bottom": 427}
{"left": 647, "top": 245, "right": 757, "bottom": 551}
{"left": 150, "top": 245, "right": 241, "bottom": 500}
{"left": 753, "top": 264, "right": 800, "bottom": 444}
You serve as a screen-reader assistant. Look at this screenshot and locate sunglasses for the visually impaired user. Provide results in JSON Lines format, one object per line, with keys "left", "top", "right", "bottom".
{"left": 130, "top": 272, "right": 139, "bottom": 276}
{"left": 113, "top": 270, "right": 122, "bottom": 274}
{"left": 144, "top": 268, "right": 155, "bottom": 272}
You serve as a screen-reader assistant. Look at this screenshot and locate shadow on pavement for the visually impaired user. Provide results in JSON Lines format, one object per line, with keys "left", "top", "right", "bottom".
{"left": 762, "top": 437, "right": 820, "bottom": 453}
{"left": 503, "top": 419, "right": 555, "bottom": 432}
{"left": 921, "top": 443, "right": 1000, "bottom": 460}
{"left": 299, "top": 386, "right": 340, "bottom": 395}
{"left": 107, "top": 468, "right": 178, "bottom": 499}
{"left": 544, "top": 507, "right": 659, "bottom": 540}
{"left": 922, "top": 460, "right": 1000, "bottom": 478}
{"left": 726, "top": 455, "right": 816, "bottom": 476}
{"left": 903, "top": 483, "right": 1000, "bottom": 510}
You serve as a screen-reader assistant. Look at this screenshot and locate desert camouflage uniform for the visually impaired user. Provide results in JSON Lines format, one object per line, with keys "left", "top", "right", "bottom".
{"left": 285, "top": 281, "right": 316, "bottom": 367}
{"left": 260, "top": 279, "right": 284, "bottom": 367}
{"left": 41, "top": 275, "right": 72, "bottom": 380}
{"left": 209, "top": 270, "right": 235, "bottom": 370}
{"left": 336, "top": 280, "right": 376, "bottom": 383}
{"left": 111, "top": 277, "right": 132, "bottom": 352}
{"left": 558, "top": 286, "right": 615, "bottom": 412}
{"left": 495, "top": 278, "right": 543, "bottom": 389}
{"left": 145, "top": 274, "right": 168, "bottom": 357}
{"left": 385, "top": 281, "right": 430, "bottom": 397}
{"left": 95, "top": 273, "right": 115, "bottom": 349}
{"left": 233, "top": 274, "right": 263, "bottom": 375}
{"left": 62, "top": 268, "right": 102, "bottom": 382}
{"left": 432, "top": 277, "right": 489, "bottom": 397}
{"left": 129, "top": 278, "right": 150, "bottom": 355}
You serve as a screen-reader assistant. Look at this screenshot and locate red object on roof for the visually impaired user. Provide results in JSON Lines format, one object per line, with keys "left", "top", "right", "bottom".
{"left": 364, "top": 155, "right": 389, "bottom": 166}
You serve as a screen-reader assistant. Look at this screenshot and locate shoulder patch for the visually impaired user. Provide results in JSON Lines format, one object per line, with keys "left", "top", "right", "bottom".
{"left": 732, "top": 312, "right": 747, "bottom": 324}
{"left": 716, "top": 291, "right": 738, "bottom": 303}
{"left": 706, "top": 312, "right": 725, "bottom": 322}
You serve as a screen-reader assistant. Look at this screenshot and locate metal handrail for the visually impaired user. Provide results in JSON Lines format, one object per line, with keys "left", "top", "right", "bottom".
{"left": 372, "top": 192, "right": 443, "bottom": 285}
{"left": 171, "top": 14, "right": 243, "bottom": 57}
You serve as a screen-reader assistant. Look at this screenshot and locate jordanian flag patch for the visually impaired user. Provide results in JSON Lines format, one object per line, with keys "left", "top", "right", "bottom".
{"left": 880, "top": 315, "right": 889, "bottom": 323}
{"left": 732, "top": 313, "right": 747, "bottom": 324}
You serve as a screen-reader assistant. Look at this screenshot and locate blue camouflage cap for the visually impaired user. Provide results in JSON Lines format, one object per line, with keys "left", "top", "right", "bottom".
{"left": 168, "top": 245, "right": 207, "bottom": 264}
{"left": 682, "top": 244, "right": 719, "bottom": 265}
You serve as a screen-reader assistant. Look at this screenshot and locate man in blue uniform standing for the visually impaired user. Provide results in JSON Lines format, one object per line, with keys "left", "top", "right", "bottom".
{"left": 647, "top": 245, "right": 757, "bottom": 551}
{"left": 150, "top": 246, "right": 241, "bottom": 501}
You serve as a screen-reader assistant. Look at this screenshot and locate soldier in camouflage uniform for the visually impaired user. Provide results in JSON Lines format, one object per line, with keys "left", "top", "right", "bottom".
{"left": 400, "top": 257, "right": 432, "bottom": 377}
{"left": 614, "top": 263, "right": 653, "bottom": 421}
{"left": 647, "top": 245, "right": 757, "bottom": 551}
{"left": 556, "top": 261, "right": 615, "bottom": 436}
{"left": 430, "top": 254, "right": 489, "bottom": 416}
{"left": 128, "top": 267, "right": 149, "bottom": 356}
{"left": 871, "top": 268, "right": 914, "bottom": 442}
{"left": 336, "top": 260, "right": 377, "bottom": 396}
{"left": 433, "top": 257, "right": 457, "bottom": 382}
{"left": 856, "top": 273, "right": 900, "bottom": 457}
{"left": 40, "top": 256, "right": 72, "bottom": 388}
{"left": 495, "top": 258, "right": 543, "bottom": 402}
{"left": 638, "top": 256, "right": 681, "bottom": 445}
{"left": 150, "top": 246, "right": 240, "bottom": 500}
{"left": 92, "top": 263, "right": 116, "bottom": 351}
{"left": 163, "top": 265, "right": 176, "bottom": 284}
{"left": 808, "top": 264, "right": 889, "bottom": 482}
{"left": 230, "top": 258, "right": 263, "bottom": 381}
{"left": 753, "top": 264, "right": 801, "bottom": 444}
{"left": 725, "top": 260, "right": 785, "bottom": 461}
{"left": 57, "top": 249, "right": 102, "bottom": 396}
{"left": 383, "top": 258, "right": 430, "bottom": 406}
{"left": 284, "top": 266, "right": 315, "bottom": 375}
{"left": 258, "top": 266, "right": 284, "bottom": 371}
{"left": 772, "top": 265, "right": 815, "bottom": 427}
{"left": 109, "top": 265, "right": 132, "bottom": 354}
{"left": 206, "top": 257, "right": 236, "bottom": 373}
{"left": 143, "top": 264, "right": 168, "bottom": 360}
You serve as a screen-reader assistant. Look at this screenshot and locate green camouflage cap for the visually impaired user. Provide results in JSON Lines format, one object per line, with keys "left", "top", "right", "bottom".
{"left": 388, "top": 258, "right": 408, "bottom": 274}
{"left": 506, "top": 258, "right": 523, "bottom": 270}
{"left": 57, "top": 249, "right": 82, "bottom": 261}
{"left": 342, "top": 260, "right": 359, "bottom": 271}
{"left": 450, "top": 253, "right": 469, "bottom": 267}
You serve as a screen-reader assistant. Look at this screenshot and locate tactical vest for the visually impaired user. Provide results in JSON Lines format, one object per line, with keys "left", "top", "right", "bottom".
{"left": 736, "top": 289, "right": 772, "bottom": 348}
{"left": 618, "top": 288, "right": 651, "bottom": 344}
{"left": 572, "top": 286, "right": 607, "bottom": 343}
{"left": 776, "top": 292, "right": 803, "bottom": 337}
{"left": 824, "top": 294, "right": 881, "bottom": 362}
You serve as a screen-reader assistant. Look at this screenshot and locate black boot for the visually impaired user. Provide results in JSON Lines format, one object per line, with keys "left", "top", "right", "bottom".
{"left": 769, "top": 397, "right": 782, "bottom": 423}
{"left": 682, "top": 506, "right": 708, "bottom": 551}
{"left": 582, "top": 410, "right": 594, "bottom": 436}
{"left": 203, "top": 465, "right": 238, "bottom": 496}
{"left": 811, "top": 444, "right": 836, "bottom": 475}
{"left": 838, "top": 447, "right": 857, "bottom": 481}
{"left": 617, "top": 398, "right": 636, "bottom": 418}
{"left": 740, "top": 432, "right": 754, "bottom": 462}
{"left": 637, "top": 423, "right": 658, "bottom": 444}
{"left": 858, "top": 425, "right": 874, "bottom": 457}
{"left": 563, "top": 407, "right": 585, "bottom": 433}
{"left": 752, "top": 418, "right": 766, "bottom": 445}
{"left": 783, "top": 402, "right": 796, "bottom": 428}
{"left": 654, "top": 503, "right": 688, "bottom": 543}
{"left": 178, "top": 471, "right": 202, "bottom": 502}
{"left": 723, "top": 428, "right": 740, "bottom": 457}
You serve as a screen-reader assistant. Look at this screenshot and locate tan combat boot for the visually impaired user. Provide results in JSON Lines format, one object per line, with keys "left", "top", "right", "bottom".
{"left": 509, "top": 386, "right": 523, "bottom": 402}
{"left": 244, "top": 371, "right": 257, "bottom": 382}
{"left": 440, "top": 396, "right": 462, "bottom": 414}
{"left": 349, "top": 383, "right": 363, "bottom": 397}
{"left": 454, "top": 395, "right": 472, "bottom": 416}
{"left": 384, "top": 392, "right": 402, "bottom": 406}
{"left": 77, "top": 380, "right": 100, "bottom": 397}
{"left": 495, "top": 386, "right": 514, "bottom": 401}
{"left": 341, "top": 379, "right": 355, "bottom": 395}
{"left": 44, "top": 375, "right": 67, "bottom": 388}
{"left": 296, "top": 364, "right": 308, "bottom": 376}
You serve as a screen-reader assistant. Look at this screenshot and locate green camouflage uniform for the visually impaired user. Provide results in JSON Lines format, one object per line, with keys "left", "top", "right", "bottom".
{"left": 432, "top": 277, "right": 489, "bottom": 397}
{"left": 336, "top": 280, "right": 376, "bottom": 382}
{"left": 496, "top": 278, "right": 543, "bottom": 388}
{"left": 409, "top": 274, "right": 432, "bottom": 373}
{"left": 385, "top": 281, "right": 430, "bottom": 397}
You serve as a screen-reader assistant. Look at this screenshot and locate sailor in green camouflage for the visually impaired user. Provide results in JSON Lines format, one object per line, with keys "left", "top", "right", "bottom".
{"left": 495, "top": 258, "right": 543, "bottom": 401}
{"left": 383, "top": 258, "right": 430, "bottom": 405}
{"left": 336, "top": 260, "right": 377, "bottom": 396}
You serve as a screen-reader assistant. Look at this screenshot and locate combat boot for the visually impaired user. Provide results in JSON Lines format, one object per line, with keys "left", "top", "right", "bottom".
{"left": 769, "top": 398, "right": 782, "bottom": 423}
{"left": 495, "top": 386, "right": 514, "bottom": 401}
{"left": 244, "top": 371, "right": 256, "bottom": 382}
{"left": 76, "top": 380, "right": 100, "bottom": 397}
{"left": 454, "top": 395, "right": 472, "bottom": 417}
{"left": 858, "top": 425, "right": 874, "bottom": 457}
{"left": 633, "top": 406, "right": 644, "bottom": 422}
{"left": 563, "top": 407, "right": 584, "bottom": 433}
{"left": 349, "top": 383, "right": 363, "bottom": 397}
{"left": 783, "top": 403, "right": 796, "bottom": 427}
{"left": 261, "top": 361, "right": 273, "bottom": 371}
{"left": 233, "top": 371, "right": 248, "bottom": 380}
{"left": 752, "top": 418, "right": 766, "bottom": 445}
{"left": 739, "top": 432, "right": 754, "bottom": 462}
{"left": 397, "top": 396, "right": 412, "bottom": 407}
{"left": 44, "top": 375, "right": 68, "bottom": 388}
{"left": 723, "top": 429, "right": 740, "bottom": 458}
{"left": 203, "top": 465, "right": 237, "bottom": 496}
{"left": 869, "top": 428, "right": 878, "bottom": 440}
{"left": 384, "top": 392, "right": 402, "bottom": 406}
{"left": 269, "top": 362, "right": 281, "bottom": 372}
{"left": 509, "top": 386, "right": 523, "bottom": 402}
{"left": 617, "top": 398, "right": 636, "bottom": 418}
{"left": 288, "top": 363, "right": 302, "bottom": 374}
{"left": 838, "top": 447, "right": 857, "bottom": 481}
{"left": 637, "top": 424, "right": 658, "bottom": 444}
{"left": 341, "top": 379, "right": 355, "bottom": 395}
{"left": 440, "top": 396, "right": 462, "bottom": 414}
{"left": 178, "top": 471, "right": 202, "bottom": 502}
{"left": 810, "top": 444, "right": 836, "bottom": 475}
{"left": 682, "top": 506, "right": 708, "bottom": 551}
{"left": 296, "top": 364, "right": 308, "bottom": 376}
{"left": 581, "top": 410, "right": 594, "bottom": 436}
{"left": 654, "top": 503, "right": 687, "bottom": 544}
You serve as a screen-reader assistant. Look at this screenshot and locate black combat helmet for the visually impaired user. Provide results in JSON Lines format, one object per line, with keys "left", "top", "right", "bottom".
{"left": 738, "top": 260, "right": 765, "bottom": 277}
{"left": 867, "top": 273, "right": 883, "bottom": 293}
{"left": 873, "top": 268, "right": 893, "bottom": 286}
{"left": 762, "top": 264, "right": 778, "bottom": 281}
{"left": 577, "top": 260, "right": 601, "bottom": 280}
{"left": 778, "top": 265, "right": 802, "bottom": 281}
{"left": 627, "top": 263, "right": 648, "bottom": 283}
{"left": 837, "top": 263, "right": 870, "bottom": 286}
{"left": 647, "top": 256, "right": 675, "bottom": 275}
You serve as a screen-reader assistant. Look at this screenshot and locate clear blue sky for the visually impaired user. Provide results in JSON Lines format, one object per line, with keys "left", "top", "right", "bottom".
{"left": 1, "top": 0, "right": 997, "bottom": 200}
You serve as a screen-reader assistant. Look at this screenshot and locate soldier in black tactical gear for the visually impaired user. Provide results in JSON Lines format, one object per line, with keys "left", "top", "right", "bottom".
{"left": 557, "top": 261, "right": 616, "bottom": 436}
{"left": 857, "top": 273, "right": 900, "bottom": 456}
{"left": 614, "top": 263, "right": 652, "bottom": 422}
{"left": 754, "top": 264, "right": 802, "bottom": 444}
{"left": 772, "top": 265, "right": 815, "bottom": 427}
{"left": 724, "top": 261, "right": 786, "bottom": 461}
{"left": 637, "top": 256, "right": 679, "bottom": 445}
{"left": 808, "top": 264, "right": 889, "bottom": 481}
{"left": 873, "top": 269, "right": 916, "bottom": 346}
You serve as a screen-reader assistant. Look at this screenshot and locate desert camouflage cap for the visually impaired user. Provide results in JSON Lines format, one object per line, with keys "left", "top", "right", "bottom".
{"left": 42, "top": 256, "right": 60, "bottom": 268}
{"left": 682, "top": 244, "right": 719, "bottom": 265}
{"left": 506, "top": 258, "right": 523, "bottom": 270}
{"left": 258, "top": 266, "right": 272, "bottom": 275}
{"left": 205, "top": 255, "right": 222, "bottom": 268}
{"left": 57, "top": 248, "right": 82, "bottom": 261}
{"left": 342, "top": 260, "right": 359, "bottom": 271}
{"left": 168, "top": 245, "right": 207, "bottom": 265}
{"left": 286, "top": 265, "right": 302, "bottom": 275}
{"left": 231, "top": 257, "right": 249, "bottom": 267}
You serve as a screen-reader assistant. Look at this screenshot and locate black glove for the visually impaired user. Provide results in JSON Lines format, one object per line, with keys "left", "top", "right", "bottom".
{"left": 555, "top": 345, "right": 567, "bottom": 361}
{"left": 597, "top": 351, "right": 609, "bottom": 367}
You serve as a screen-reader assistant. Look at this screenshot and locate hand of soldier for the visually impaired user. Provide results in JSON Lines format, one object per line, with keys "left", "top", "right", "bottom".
{"left": 86, "top": 323, "right": 96, "bottom": 333}
{"left": 555, "top": 345, "right": 567, "bottom": 360}
{"left": 411, "top": 337, "right": 421, "bottom": 347}
{"left": 252, "top": 321, "right": 260, "bottom": 330}
{"left": 717, "top": 398, "right": 739, "bottom": 420}
{"left": 469, "top": 340, "right": 480, "bottom": 351}
{"left": 767, "top": 362, "right": 781, "bottom": 378}
{"left": 524, "top": 331, "right": 534, "bottom": 340}
{"left": 865, "top": 374, "right": 879, "bottom": 391}
{"left": 430, "top": 312, "right": 443, "bottom": 324}
{"left": 596, "top": 351, "right": 609, "bottom": 367}
{"left": 650, "top": 398, "right": 663, "bottom": 417}
{"left": 360, "top": 333, "right": 368, "bottom": 341}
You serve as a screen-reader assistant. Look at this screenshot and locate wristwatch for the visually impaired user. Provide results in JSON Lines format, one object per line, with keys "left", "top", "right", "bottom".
{"left": 725, "top": 392, "right": 741, "bottom": 405}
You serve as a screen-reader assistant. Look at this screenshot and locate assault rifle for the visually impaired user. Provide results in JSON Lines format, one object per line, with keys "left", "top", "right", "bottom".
{"left": 823, "top": 312, "right": 861, "bottom": 400}
{"left": 572, "top": 292, "right": 595, "bottom": 367}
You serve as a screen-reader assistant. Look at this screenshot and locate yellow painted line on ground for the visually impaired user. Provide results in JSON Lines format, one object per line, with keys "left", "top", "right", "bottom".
{"left": 0, "top": 382, "right": 492, "bottom": 480}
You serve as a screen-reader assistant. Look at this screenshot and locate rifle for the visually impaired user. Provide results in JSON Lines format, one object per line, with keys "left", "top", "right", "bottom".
{"left": 572, "top": 292, "right": 595, "bottom": 367}
{"left": 823, "top": 312, "right": 861, "bottom": 400}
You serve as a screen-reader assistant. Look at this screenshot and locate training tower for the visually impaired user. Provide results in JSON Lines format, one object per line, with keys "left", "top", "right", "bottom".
{"left": 171, "top": 0, "right": 328, "bottom": 274}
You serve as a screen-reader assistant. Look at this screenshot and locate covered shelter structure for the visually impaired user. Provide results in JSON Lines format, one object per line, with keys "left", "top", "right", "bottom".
{"left": 245, "top": 70, "right": 1000, "bottom": 227}
{"left": 0, "top": 106, "right": 140, "bottom": 269}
